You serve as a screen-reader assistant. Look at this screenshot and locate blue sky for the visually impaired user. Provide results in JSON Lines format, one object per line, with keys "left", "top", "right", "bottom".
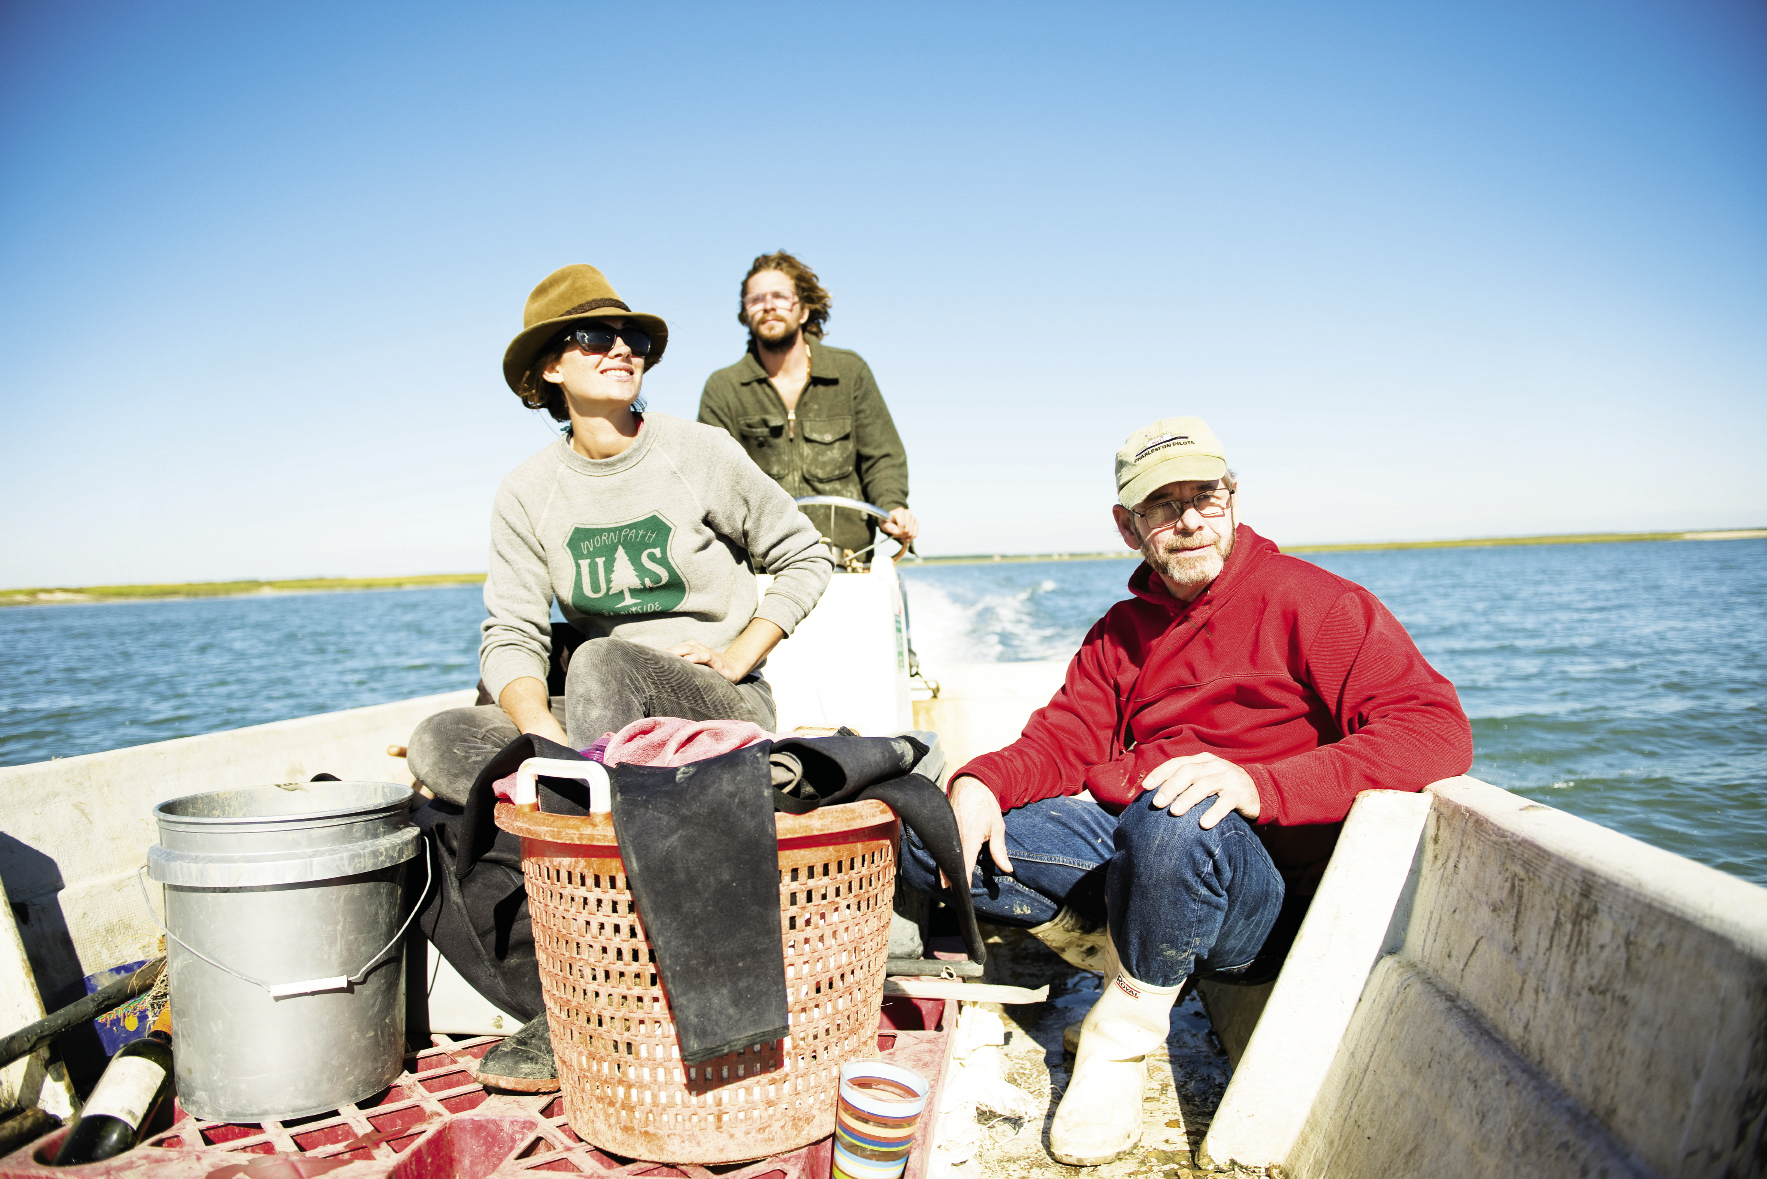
{"left": 2, "top": 0, "right": 1763, "bottom": 584}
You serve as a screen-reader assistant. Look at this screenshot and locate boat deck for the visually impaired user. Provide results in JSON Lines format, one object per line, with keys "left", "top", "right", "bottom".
{"left": 0, "top": 998, "right": 952, "bottom": 1179}
{"left": 931, "top": 927, "right": 1248, "bottom": 1179}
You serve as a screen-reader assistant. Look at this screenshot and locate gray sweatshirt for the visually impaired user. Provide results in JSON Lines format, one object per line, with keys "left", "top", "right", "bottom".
{"left": 480, "top": 413, "right": 834, "bottom": 701}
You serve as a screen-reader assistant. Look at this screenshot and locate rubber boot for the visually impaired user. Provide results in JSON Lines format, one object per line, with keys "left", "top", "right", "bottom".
{"left": 1032, "top": 907, "right": 1113, "bottom": 1057}
{"left": 1049, "top": 937, "right": 1181, "bottom": 1167}
{"left": 474, "top": 1013, "right": 559, "bottom": 1093}
{"left": 1028, "top": 906, "right": 1110, "bottom": 975}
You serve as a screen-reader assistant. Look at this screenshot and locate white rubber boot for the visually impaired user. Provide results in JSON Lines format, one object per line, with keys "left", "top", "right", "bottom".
{"left": 1048, "top": 937, "right": 1182, "bottom": 1167}
{"left": 1028, "top": 906, "right": 1110, "bottom": 974}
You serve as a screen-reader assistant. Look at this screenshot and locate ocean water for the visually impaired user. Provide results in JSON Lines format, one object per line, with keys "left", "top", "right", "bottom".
{"left": 0, "top": 586, "right": 486, "bottom": 763}
{"left": 903, "top": 539, "right": 1767, "bottom": 885}
{"left": 2, "top": 540, "right": 1764, "bottom": 885}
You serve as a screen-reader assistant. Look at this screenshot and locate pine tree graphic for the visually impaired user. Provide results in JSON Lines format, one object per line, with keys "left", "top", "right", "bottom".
{"left": 608, "top": 546, "right": 644, "bottom": 609}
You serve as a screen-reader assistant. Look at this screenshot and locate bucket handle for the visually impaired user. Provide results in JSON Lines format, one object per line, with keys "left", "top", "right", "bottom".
{"left": 134, "top": 845, "right": 433, "bottom": 1000}
{"left": 513, "top": 757, "right": 610, "bottom": 813}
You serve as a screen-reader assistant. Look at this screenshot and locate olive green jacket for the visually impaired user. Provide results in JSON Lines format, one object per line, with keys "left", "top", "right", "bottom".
{"left": 697, "top": 340, "right": 909, "bottom": 556}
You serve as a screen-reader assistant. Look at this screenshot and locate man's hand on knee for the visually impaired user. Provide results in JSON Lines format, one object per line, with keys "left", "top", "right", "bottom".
{"left": 945, "top": 774, "right": 1012, "bottom": 889}
{"left": 1146, "top": 753, "right": 1260, "bottom": 829}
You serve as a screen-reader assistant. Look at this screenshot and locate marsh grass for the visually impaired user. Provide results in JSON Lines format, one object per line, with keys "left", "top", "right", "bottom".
{"left": 0, "top": 572, "right": 486, "bottom": 606}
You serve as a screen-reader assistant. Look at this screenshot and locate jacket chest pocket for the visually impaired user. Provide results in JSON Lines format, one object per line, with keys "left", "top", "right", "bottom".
{"left": 799, "top": 416, "right": 855, "bottom": 482}
{"left": 737, "top": 414, "right": 791, "bottom": 478}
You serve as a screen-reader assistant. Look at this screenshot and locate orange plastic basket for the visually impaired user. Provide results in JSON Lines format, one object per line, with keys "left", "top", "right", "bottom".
{"left": 493, "top": 799, "right": 901, "bottom": 1164}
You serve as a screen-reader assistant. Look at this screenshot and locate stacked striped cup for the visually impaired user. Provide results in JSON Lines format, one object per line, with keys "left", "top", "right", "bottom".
{"left": 832, "top": 1061, "right": 931, "bottom": 1179}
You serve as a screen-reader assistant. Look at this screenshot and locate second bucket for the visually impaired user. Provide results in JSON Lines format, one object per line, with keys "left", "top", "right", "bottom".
{"left": 146, "top": 780, "right": 424, "bottom": 1122}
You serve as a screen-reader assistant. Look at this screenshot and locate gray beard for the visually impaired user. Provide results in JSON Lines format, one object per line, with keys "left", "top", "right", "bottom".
{"left": 1143, "top": 532, "right": 1230, "bottom": 595}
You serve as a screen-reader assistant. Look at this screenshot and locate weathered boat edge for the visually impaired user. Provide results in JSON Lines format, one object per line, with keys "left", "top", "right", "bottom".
{"left": 1201, "top": 776, "right": 1767, "bottom": 1178}
{"left": 0, "top": 689, "right": 474, "bottom": 1052}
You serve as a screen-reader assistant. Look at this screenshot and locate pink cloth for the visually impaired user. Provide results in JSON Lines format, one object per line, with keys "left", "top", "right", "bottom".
{"left": 602, "top": 716, "right": 777, "bottom": 767}
{"left": 487, "top": 721, "right": 772, "bottom": 800}
{"left": 490, "top": 738, "right": 610, "bottom": 802}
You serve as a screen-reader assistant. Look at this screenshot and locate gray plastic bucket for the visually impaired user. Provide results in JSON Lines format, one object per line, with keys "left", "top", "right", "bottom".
{"left": 145, "top": 781, "right": 424, "bottom": 1122}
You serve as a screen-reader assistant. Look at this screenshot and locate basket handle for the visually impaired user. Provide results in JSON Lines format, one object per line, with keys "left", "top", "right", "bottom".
{"left": 514, "top": 757, "right": 611, "bottom": 813}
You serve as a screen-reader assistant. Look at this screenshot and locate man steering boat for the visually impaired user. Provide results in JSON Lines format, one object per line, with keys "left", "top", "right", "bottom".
{"left": 697, "top": 251, "right": 918, "bottom": 566}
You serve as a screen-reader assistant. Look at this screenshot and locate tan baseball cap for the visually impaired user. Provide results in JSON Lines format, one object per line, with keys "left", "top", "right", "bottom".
{"left": 1115, "top": 416, "right": 1228, "bottom": 508}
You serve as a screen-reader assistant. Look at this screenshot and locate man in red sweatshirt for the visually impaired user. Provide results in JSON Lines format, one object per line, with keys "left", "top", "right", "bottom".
{"left": 898, "top": 416, "right": 1473, "bottom": 1166}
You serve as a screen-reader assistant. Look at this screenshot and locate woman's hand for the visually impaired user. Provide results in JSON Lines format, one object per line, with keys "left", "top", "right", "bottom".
{"left": 668, "top": 618, "right": 787, "bottom": 684}
{"left": 497, "top": 677, "right": 571, "bottom": 747}
{"left": 666, "top": 640, "right": 745, "bottom": 683}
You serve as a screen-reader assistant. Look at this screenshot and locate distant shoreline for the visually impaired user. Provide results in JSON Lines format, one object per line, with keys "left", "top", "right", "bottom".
{"left": 3, "top": 527, "right": 1762, "bottom": 606}
{"left": 0, "top": 573, "right": 488, "bottom": 608}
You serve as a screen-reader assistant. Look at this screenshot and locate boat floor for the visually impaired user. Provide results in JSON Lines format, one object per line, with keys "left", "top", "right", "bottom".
{"left": 0, "top": 998, "right": 951, "bottom": 1178}
{"left": 0, "top": 931, "right": 1265, "bottom": 1178}
{"left": 953, "top": 926, "right": 1262, "bottom": 1179}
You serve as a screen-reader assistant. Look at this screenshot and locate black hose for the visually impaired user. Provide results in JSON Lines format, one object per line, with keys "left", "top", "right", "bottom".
{"left": 0, "top": 957, "right": 164, "bottom": 1071}
{"left": 0, "top": 1108, "right": 59, "bottom": 1157}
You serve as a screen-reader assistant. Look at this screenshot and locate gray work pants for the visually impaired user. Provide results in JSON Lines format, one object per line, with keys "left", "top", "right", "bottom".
{"left": 407, "top": 636, "right": 775, "bottom": 806}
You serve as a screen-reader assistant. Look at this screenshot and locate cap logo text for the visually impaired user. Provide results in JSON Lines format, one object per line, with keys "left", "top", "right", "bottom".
{"left": 1134, "top": 435, "right": 1193, "bottom": 462}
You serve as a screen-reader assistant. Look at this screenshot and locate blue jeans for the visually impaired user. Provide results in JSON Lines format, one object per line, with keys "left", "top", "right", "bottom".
{"left": 900, "top": 791, "right": 1288, "bottom": 987}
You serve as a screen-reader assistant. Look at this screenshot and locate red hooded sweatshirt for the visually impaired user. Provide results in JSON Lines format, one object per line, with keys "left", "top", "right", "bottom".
{"left": 958, "top": 526, "right": 1473, "bottom": 881}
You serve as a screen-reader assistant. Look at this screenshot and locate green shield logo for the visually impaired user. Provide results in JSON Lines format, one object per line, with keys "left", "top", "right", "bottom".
{"left": 566, "top": 512, "right": 686, "bottom": 616}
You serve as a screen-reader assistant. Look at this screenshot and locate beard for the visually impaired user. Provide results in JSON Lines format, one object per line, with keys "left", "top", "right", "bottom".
{"left": 1142, "top": 526, "right": 1233, "bottom": 595}
{"left": 752, "top": 315, "right": 800, "bottom": 352}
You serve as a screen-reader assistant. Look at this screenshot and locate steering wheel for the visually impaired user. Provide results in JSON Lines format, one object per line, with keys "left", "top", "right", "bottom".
{"left": 793, "top": 496, "right": 913, "bottom": 563}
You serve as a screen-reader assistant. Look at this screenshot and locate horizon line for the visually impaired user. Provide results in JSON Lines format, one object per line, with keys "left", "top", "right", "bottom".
{"left": 3, "top": 527, "right": 1763, "bottom": 606}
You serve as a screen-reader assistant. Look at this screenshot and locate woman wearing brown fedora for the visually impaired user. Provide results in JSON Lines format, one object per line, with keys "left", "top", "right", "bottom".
{"left": 411, "top": 262, "right": 834, "bottom": 796}
{"left": 407, "top": 264, "right": 834, "bottom": 1087}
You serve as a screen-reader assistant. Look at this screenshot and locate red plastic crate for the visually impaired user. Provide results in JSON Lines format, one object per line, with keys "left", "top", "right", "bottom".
{"left": 0, "top": 997, "right": 950, "bottom": 1179}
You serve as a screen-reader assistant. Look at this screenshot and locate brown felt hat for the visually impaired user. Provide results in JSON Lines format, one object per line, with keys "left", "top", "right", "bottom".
{"left": 501, "top": 264, "right": 670, "bottom": 395}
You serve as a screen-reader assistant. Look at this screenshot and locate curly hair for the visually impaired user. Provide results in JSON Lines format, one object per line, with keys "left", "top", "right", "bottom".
{"left": 516, "top": 331, "right": 645, "bottom": 422}
{"left": 738, "top": 250, "right": 831, "bottom": 339}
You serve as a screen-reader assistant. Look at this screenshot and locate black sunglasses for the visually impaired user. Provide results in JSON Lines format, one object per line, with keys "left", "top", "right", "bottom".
{"left": 560, "top": 324, "right": 652, "bottom": 358}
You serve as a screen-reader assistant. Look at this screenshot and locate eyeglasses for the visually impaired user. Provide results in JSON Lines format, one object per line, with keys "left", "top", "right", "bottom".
{"left": 743, "top": 290, "right": 799, "bottom": 311}
{"left": 1127, "top": 487, "right": 1235, "bottom": 530}
{"left": 561, "top": 325, "right": 652, "bottom": 358}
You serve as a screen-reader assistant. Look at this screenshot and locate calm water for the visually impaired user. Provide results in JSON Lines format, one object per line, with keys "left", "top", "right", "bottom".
{"left": 3, "top": 540, "right": 1764, "bottom": 884}
{"left": 904, "top": 539, "right": 1767, "bottom": 885}
{"left": 0, "top": 587, "right": 485, "bottom": 761}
